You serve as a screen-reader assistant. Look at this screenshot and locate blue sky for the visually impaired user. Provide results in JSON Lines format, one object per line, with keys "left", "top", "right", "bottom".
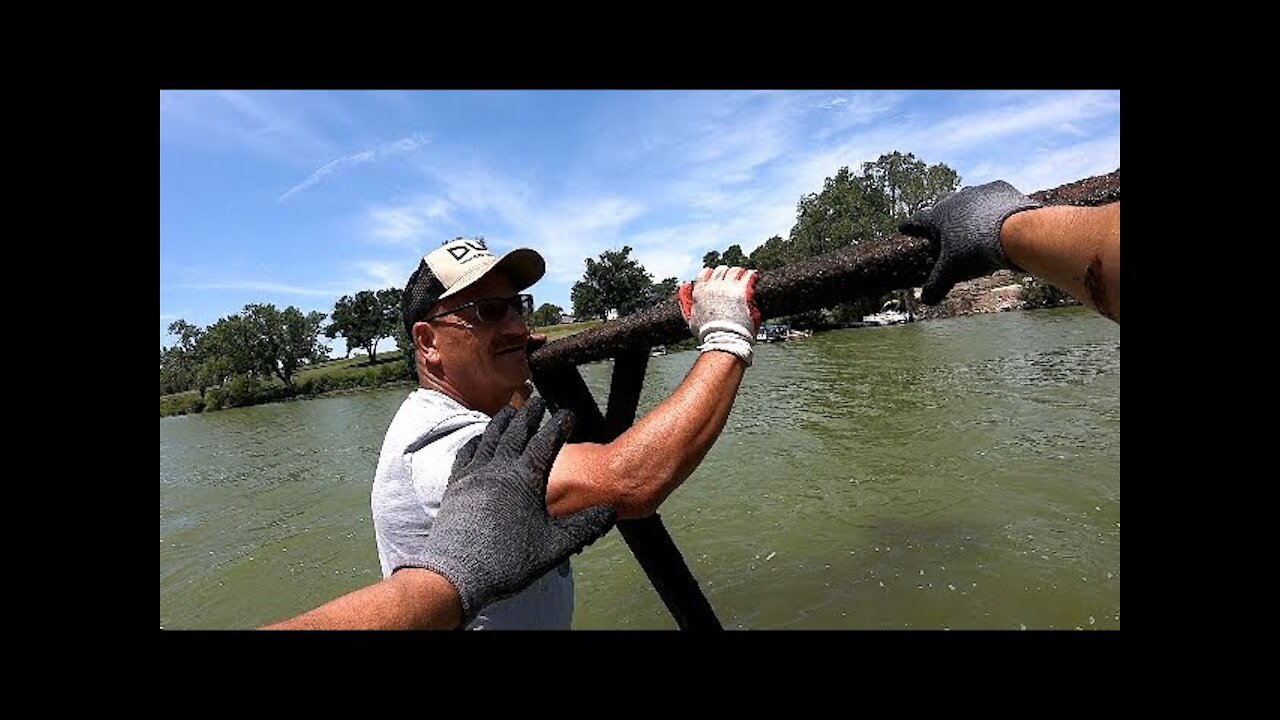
{"left": 160, "top": 90, "right": 1119, "bottom": 351}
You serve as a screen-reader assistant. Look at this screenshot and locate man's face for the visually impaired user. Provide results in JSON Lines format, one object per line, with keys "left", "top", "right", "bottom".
{"left": 423, "top": 272, "right": 531, "bottom": 411}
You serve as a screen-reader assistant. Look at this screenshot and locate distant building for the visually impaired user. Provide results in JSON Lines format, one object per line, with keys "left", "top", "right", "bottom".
{"left": 559, "top": 314, "right": 576, "bottom": 324}
{"left": 606, "top": 308, "right": 619, "bottom": 321}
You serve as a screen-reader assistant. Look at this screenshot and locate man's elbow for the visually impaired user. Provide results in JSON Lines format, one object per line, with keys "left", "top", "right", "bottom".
{"left": 614, "top": 491, "right": 663, "bottom": 520}
{"left": 602, "top": 458, "right": 668, "bottom": 519}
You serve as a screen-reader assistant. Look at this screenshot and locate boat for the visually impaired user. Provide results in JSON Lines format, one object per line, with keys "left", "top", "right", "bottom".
{"left": 861, "top": 299, "right": 914, "bottom": 326}
{"left": 756, "top": 324, "right": 789, "bottom": 343}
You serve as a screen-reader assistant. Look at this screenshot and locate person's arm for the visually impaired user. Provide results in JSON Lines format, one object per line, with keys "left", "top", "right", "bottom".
{"left": 262, "top": 568, "right": 462, "bottom": 630}
{"left": 1000, "top": 203, "right": 1120, "bottom": 323}
{"left": 900, "top": 180, "right": 1120, "bottom": 324}
{"left": 262, "top": 400, "right": 614, "bottom": 630}
{"left": 546, "top": 265, "right": 759, "bottom": 520}
{"left": 547, "top": 351, "right": 744, "bottom": 518}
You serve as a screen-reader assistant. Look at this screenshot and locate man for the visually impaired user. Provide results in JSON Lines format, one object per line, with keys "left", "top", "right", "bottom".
{"left": 374, "top": 237, "right": 761, "bottom": 629}
{"left": 901, "top": 180, "right": 1120, "bottom": 323}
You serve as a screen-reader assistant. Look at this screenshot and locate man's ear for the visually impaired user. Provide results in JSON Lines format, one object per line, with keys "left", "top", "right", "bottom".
{"left": 413, "top": 322, "right": 440, "bottom": 365}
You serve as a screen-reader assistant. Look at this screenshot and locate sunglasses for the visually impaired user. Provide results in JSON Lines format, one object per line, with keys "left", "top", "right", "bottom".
{"left": 421, "top": 293, "right": 534, "bottom": 325}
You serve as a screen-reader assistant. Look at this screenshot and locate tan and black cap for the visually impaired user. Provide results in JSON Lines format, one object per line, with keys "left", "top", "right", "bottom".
{"left": 402, "top": 238, "right": 545, "bottom": 335}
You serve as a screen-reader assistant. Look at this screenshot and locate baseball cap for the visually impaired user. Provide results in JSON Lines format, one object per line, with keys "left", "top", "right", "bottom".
{"left": 402, "top": 238, "right": 545, "bottom": 335}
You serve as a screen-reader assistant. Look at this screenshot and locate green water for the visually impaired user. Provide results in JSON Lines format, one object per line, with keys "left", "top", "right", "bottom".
{"left": 160, "top": 308, "right": 1119, "bottom": 630}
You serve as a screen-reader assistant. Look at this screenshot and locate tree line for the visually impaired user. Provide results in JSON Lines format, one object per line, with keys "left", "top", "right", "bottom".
{"left": 160, "top": 290, "right": 412, "bottom": 399}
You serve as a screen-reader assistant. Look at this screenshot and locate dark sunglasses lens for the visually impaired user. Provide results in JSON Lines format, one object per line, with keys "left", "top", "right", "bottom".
{"left": 474, "top": 298, "right": 509, "bottom": 323}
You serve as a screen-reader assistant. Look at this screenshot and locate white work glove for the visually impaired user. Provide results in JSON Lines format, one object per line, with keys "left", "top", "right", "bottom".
{"left": 677, "top": 265, "right": 762, "bottom": 367}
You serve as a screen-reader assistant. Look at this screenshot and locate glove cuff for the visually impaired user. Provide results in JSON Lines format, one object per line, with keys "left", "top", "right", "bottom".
{"left": 412, "top": 556, "right": 481, "bottom": 627}
{"left": 698, "top": 319, "right": 756, "bottom": 345}
{"left": 699, "top": 330, "right": 754, "bottom": 367}
{"left": 988, "top": 200, "right": 1043, "bottom": 272}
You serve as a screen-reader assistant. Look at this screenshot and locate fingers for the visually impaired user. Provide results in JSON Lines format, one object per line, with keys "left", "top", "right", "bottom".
{"left": 526, "top": 333, "right": 548, "bottom": 353}
{"left": 519, "top": 408, "right": 575, "bottom": 493}
{"left": 472, "top": 404, "right": 518, "bottom": 467}
{"left": 493, "top": 397, "right": 547, "bottom": 463}
{"left": 711, "top": 265, "right": 731, "bottom": 282}
{"left": 678, "top": 281, "right": 695, "bottom": 323}
{"left": 450, "top": 434, "right": 484, "bottom": 477}
{"left": 743, "top": 270, "right": 762, "bottom": 332}
{"left": 920, "top": 262, "right": 953, "bottom": 305}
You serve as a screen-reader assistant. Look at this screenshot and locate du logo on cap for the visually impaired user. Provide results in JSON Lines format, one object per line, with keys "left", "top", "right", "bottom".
{"left": 444, "top": 238, "right": 493, "bottom": 265}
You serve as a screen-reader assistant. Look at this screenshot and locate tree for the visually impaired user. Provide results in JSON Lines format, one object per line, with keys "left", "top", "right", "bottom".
{"left": 859, "top": 151, "right": 960, "bottom": 223}
{"left": 720, "top": 244, "right": 751, "bottom": 268}
{"left": 645, "top": 277, "right": 679, "bottom": 308}
{"left": 202, "top": 314, "right": 258, "bottom": 382}
{"left": 160, "top": 319, "right": 204, "bottom": 395}
{"left": 703, "top": 244, "right": 755, "bottom": 270}
{"left": 790, "top": 166, "right": 895, "bottom": 258}
{"left": 241, "top": 303, "right": 328, "bottom": 388}
{"left": 326, "top": 289, "right": 400, "bottom": 364}
{"left": 748, "top": 235, "right": 792, "bottom": 271}
{"left": 394, "top": 321, "right": 417, "bottom": 383}
{"left": 529, "top": 303, "right": 565, "bottom": 327}
{"left": 570, "top": 246, "right": 656, "bottom": 320}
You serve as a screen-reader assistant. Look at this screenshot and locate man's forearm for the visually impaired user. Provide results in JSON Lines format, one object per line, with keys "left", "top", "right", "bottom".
{"left": 549, "top": 351, "right": 745, "bottom": 519}
{"left": 261, "top": 568, "right": 462, "bottom": 630}
{"left": 1001, "top": 203, "right": 1120, "bottom": 323}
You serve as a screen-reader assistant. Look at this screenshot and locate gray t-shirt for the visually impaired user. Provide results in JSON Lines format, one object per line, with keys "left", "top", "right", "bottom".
{"left": 371, "top": 388, "right": 574, "bottom": 630}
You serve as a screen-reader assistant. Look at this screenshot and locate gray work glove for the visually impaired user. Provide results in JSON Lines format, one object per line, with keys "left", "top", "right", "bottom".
{"left": 899, "top": 180, "right": 1043, "bottom": 305}
{"left": 418, "top": 398, "right": 616, "bottom": 626}
{"left": 677, "top": 265, "right": 762, "bottom": 366}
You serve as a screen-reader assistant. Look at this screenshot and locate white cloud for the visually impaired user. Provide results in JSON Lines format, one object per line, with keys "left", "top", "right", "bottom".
{"left": 927, "top": 91, "right": 1118, "bottom": 152}
{"left": 366, "top": 197, "right": 454, "bottom": 244}
{"left": 280, "top": 132, "right": 430, "bottom": 201}
{"left": 967, "top": 136, "right": 1121, "bottom": 192}
{"left": 351, "top": 260, "right": 413, "bottom": 291}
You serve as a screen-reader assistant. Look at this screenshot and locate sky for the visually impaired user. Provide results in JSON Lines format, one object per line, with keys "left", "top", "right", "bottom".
{"left": 160, "top": 90, "right": 1119, "bottom": 351}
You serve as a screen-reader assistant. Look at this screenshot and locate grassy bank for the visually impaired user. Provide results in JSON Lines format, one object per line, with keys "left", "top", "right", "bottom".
{"left": 161, "top": 321, "right": 608, "bottom": 418}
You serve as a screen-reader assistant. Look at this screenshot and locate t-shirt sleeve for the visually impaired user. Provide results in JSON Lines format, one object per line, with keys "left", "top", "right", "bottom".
{"left": 409, "top": 420, "right": 489, "bottom": 515}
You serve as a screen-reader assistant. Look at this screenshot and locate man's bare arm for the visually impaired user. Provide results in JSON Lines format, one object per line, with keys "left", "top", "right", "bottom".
{"left": 546, "top": 351, "right": 745, "bottom": 519}
{"left": 1001, "top": 203, "right": 1120, "bottom": 323}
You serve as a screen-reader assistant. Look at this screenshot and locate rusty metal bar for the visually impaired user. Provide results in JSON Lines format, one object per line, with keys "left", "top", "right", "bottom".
{"left": 603, "top": 349, "right": 649, "bottom": 440}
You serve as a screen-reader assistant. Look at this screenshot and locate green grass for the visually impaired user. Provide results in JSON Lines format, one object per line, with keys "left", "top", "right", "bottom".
{"left": 535, "top": 320, "right": 603, "bottom": 342}
{"left": 296, "top": 353, "right": 404, "bottom": 383}
{"left": 159, "top": 390, "right": 203, "bottom": 416}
